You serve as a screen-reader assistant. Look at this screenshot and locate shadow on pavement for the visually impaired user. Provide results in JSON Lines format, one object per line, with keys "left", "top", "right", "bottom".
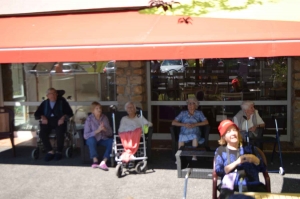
{"left": 281, "top": 177, "right": 300, "bottom": 193}
{"left": 2, "top": 146, "right": 300, "bottom": 176}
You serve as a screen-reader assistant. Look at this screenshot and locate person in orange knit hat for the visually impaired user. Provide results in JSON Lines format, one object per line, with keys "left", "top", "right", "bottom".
{"left": 214, "top": 120, "right": 267, "bottom": 199}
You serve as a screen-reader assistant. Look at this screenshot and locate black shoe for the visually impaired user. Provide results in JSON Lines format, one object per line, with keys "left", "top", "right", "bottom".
{"left": 54, "top": 153, "right": 62, "bottom": 161}
{"left": 44, "top": 153, "right": 54, "bottom": 162}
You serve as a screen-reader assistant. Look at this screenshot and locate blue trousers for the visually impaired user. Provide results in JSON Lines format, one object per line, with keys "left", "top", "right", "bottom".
{"left": 86, "top": 137, "right": 113, "bottom": 160}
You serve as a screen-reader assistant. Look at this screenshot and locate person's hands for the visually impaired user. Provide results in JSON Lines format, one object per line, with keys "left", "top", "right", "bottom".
{"left": 249, "top": 126, "right": 257, "bottom": 132}
{"left": 184, "top": 123, "right": 196, "bottom": 128}
{"left": 96, "top": 123, "right": 106, "bottom": 134}
{"left": 237, "top": 155, "right": 248, "bottom": 164}
{"left": 239, "top": 154, "right": 260, "bottom": 165}
{"left": 58, "top": 116, "right": 65, "bottom": 126}
{"left": 41, "top": 116, "right": 48, "bottom": 124}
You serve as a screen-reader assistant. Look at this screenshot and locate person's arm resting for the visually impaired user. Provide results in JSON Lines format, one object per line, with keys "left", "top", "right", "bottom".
{"left": 62, "top": 99, "right": 74, "bottom": 119}
{"left": 34, "top": 101, "right": 46, "bottom": 120}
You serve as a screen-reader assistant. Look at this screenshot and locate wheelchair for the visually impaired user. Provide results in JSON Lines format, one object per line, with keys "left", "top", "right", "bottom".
{"left": 31, "top": 118, "right": 76, "bottom": 159}
{"left": 31, "top": 90, "right": 76, "bottom": 160}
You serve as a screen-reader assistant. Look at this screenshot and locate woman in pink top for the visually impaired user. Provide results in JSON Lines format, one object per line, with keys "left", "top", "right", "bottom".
{"left": 84, "top": 102, "right": 113, "bottom": 170}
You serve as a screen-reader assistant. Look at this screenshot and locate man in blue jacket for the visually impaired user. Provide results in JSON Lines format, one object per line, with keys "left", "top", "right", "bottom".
{"left": 35, "top": 88, "right": 74, "bottom": 161}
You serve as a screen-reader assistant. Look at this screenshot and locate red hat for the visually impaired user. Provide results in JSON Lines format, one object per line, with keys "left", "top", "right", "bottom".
{"left": 218, "top": 120, "right": 238, "bottom": 137}
{"left": 231, "top": 78, "right": 239, "bottom": 85}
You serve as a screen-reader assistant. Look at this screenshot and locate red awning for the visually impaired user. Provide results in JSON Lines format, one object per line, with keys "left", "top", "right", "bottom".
{"left": 0, "top": 11, "right": 300, "bottom": 62}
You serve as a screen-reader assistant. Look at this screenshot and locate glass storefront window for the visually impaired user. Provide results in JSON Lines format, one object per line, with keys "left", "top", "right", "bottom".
{"left": 150, "top": 58, "right": 287, "bottom": 101}
{"left": 23, "top": 61, "right": 116, "bottom": 102}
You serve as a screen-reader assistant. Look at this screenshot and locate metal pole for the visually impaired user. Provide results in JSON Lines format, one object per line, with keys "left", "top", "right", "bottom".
{"left": 183, "top": 168, "right": 192, "bottom": 199}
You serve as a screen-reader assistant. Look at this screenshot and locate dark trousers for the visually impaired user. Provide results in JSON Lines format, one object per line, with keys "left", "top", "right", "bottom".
{"left": 39, "top": 117, "right": 67, "bottom": 153}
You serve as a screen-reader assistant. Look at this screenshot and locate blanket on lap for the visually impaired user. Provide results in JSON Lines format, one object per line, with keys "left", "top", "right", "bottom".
{"left": 119, "top": 127, "right": 142, "bottom": 163}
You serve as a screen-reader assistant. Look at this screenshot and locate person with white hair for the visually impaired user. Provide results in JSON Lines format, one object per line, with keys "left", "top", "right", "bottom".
{"left": 233, "top": 101, "right": 265, "bottom": 140}
{"left": 118, "top": 101, "right": 152, "bottom": 162}
{"left": 172, "top": 97, "right": 209, "bottom": 160}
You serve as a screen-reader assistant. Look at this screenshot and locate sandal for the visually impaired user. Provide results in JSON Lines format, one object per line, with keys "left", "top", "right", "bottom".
{"left": 99, "top": 163, "right": 109, "bottom": 171}
{"left": 91, "top": 162, "right": 99, "bottom": 168}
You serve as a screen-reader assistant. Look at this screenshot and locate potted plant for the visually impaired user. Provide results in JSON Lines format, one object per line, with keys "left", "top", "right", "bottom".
{"left": 270, "top": 61, "right": 287, "bottom": 88}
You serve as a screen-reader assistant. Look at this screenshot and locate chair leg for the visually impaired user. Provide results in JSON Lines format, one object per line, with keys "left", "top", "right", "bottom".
{"left": 10, "top": 134, "right": 16, "bottom": 157}
{"left": 271, "top": 142, "right": 277, "bottom": 163}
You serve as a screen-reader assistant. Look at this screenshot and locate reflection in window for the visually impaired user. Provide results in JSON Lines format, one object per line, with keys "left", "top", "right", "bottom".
{"left": 23, "top": 61, "right": 116, "bottom": 102}
{"left": 151, "top": 57, "right": 288, "bottom": 101}
{"left": 11, "top": 64, "right": 24, "bottom": 98}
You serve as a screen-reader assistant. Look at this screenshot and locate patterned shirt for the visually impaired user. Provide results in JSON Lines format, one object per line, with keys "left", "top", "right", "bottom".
{"left": 84, "top": 114, "right": 112, "bottom": 141}
{"left": 214, "top": 145, "right": 266, "bottom": 187}
{"left": 175, "top": 110, "right": 207, "bottom": 142}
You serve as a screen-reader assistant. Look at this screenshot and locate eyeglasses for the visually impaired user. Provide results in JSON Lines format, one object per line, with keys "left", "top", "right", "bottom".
{"left": 187, "top": 102, "right": 196, "bottom": 106}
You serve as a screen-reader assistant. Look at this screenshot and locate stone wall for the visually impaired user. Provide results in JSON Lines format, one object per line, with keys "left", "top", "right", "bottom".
{"left": 115, "top": 61, "right": 147, "bottom": 111}
{"left": 292, "top": 57, "right": 300, "bottom": 147}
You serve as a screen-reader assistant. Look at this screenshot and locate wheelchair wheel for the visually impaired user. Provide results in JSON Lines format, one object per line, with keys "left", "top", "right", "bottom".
{"left": 135, "top": 161, "right": 147, "bottom": 174}
{"left": 31, "top": 148, "right": 39, "bottom": 160}
{"left": 65, "top": 147, "right": 73, "bottom": 158}
{"left": 116, "top": 164, "right": 122, "bottom": 178}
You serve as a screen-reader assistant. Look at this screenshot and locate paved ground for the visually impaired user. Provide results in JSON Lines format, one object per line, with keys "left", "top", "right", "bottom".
{"left": 0, "top": 142, "right": 300, "bottom": 199}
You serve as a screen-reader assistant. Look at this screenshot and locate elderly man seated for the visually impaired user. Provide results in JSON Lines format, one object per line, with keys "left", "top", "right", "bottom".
{"left": 34, "top": 88, "right": 74, "bottom": 162}
{"left": 233, "top": 101, "right": 265, "bottom": 142}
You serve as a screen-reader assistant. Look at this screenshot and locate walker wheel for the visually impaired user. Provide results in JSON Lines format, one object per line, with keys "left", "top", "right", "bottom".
{"left": 116, "top": 164, "right": 122, "bottom": 178}
{"left": 65, "top": 147, "right": 73, "bottom": 158}
{"left": 135, "top": 161, "right": 147, "bottom": 174}
{"left": 279, "top": 167, "right": 285, "bottom": 175}
{"left": 31, "top": 148, "right": 39, "bottom": 160}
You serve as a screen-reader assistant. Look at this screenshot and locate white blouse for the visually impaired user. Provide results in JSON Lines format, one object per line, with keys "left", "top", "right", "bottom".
{"left": 118, "top": 115, "right": 152, "bottom": 133}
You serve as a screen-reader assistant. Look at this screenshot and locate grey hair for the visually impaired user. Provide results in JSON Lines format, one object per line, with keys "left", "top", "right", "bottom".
{"left": 46, "top": 88, "right": 56, "bottom": 95}
{"left": 241, "top": 101, "right": 254, "bottom": 110}
{"left": 124, "top": 101, "right": 136, "bottom": 111}
{"left": 186, "top": 96, "right": 199, "bottom": 107}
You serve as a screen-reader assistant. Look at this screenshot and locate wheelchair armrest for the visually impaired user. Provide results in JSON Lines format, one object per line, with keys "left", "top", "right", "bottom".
{"left": 146, "top": 127, "right": 153, "bottom": 161}
{"left": 199, "top": 124, "right": 211, "bottom": 150}
{"left": 78, "top": 128, "right": 86, "bottom": 149}
{"left": 170, "top": 125, "right": 179, "bottom": 157}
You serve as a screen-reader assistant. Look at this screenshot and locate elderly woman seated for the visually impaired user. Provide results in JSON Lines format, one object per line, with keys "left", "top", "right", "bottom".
{"left": 118, "top": 101, "right": 152, "bottom": 163}
{"left": 233, "top": 101, "right": 265, "bottom": 142}
{"left": 172, "top": 97, "right": 209, "bottom": 161}
{"left": 84, "top": 101, "right": 113, "bottom": 171}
